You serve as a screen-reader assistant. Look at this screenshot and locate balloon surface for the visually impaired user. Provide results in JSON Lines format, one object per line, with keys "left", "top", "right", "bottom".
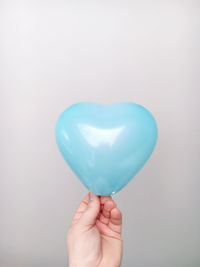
{"left": 55, "top": 102, "right": 158, "bottom": 196}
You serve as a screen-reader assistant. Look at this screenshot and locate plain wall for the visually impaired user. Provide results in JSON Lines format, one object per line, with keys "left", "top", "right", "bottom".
{"left": 0, "top": 1, "right": 200, "bottom": 266}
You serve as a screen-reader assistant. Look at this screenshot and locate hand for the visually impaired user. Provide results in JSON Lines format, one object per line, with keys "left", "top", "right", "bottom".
{"left": 67, "top": 192, "right": 123, "bottom": 267}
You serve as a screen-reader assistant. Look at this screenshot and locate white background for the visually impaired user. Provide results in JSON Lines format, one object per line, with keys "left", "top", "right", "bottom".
{"left": 1, "top": 1, "right": 200, "bottom": 266}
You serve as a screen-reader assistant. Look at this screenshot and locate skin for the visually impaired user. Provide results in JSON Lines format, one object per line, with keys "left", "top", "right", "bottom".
{"left": 67, "top": 192, "right": 123, "bottom": 267}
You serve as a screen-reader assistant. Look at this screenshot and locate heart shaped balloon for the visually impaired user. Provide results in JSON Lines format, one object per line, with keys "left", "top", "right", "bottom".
{"left": 55, "top": 102, "right": 158, "bottom": 196}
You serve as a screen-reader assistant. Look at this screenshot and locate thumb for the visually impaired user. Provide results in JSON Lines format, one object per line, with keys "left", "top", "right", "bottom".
{"left": 79, "top": 192, "right": 100, "bottom": 227}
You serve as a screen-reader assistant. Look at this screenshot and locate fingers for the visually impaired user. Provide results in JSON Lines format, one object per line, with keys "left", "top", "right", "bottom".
{"left": 102, "top": 199, "right": 116, "bottom": 219}
{"left": 98, "top": 198, "right": 122, "bottom": 235}
{"left": 79, "top": 193, "right": 100, "bottom": 227}
{"left": 71, "top": 193, "right": 122, "bottom": 236}
{"left": 109, "top": 208, "right": 122, "bottom": 234}
{"left": 100, "top": 196, "right": 112, "bottom": 204}
{"left": 99, "top": 199, "right": 114, "bottom": 224}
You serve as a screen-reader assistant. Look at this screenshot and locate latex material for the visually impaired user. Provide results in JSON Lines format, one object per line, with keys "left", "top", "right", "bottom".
{"left": 55, "top": 102, "right": 158, "bottom": 196}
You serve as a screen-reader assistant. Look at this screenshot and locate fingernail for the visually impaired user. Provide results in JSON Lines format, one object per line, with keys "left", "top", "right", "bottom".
{"left": 88, "top": 194, "right": 91, "bottom": 201}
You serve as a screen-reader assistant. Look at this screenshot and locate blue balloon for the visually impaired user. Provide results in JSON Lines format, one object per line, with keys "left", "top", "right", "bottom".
{"left": 55, "top": 102, "right": 158, "bottom": 196}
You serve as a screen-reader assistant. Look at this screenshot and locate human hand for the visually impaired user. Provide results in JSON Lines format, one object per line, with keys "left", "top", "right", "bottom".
{"left": 67, "top": 192, "right": 123, "bottom": 267}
